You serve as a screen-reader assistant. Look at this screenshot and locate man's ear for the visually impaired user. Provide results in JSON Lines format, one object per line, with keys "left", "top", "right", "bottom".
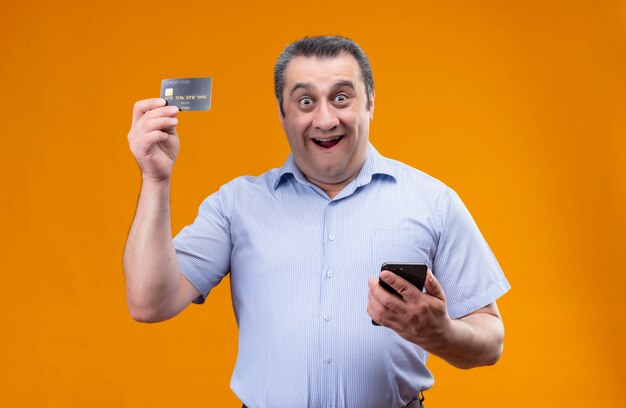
{"left": 277, "top": 100, "right": 285, "bottom": 129}
{"left": 369, "top": 91, "right": 375, "bottom": 120}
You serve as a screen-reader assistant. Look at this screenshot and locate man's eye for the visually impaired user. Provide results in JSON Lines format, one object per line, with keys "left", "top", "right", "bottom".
{"left": 334, "top": 94, "right": 348, "bottom": 102}
{"left": 299, "top": 97, "right": 313, "bottom": 106}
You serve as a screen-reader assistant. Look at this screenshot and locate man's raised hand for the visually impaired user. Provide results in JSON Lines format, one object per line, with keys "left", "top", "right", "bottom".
{"left": 128, "top": 98, "right": 180, "bottom": 183}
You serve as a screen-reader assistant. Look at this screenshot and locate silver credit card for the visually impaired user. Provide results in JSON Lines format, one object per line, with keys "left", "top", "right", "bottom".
{"left": 160, "top": 77, "right": 212, "bottom": 111}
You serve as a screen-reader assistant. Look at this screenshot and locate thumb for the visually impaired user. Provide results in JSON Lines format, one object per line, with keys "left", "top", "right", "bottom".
{"left": 425, "top": 269, "right": 446, "bottom": 302}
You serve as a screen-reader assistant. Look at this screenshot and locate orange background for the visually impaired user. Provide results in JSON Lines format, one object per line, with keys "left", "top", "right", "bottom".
{"left": 1, "top": 0, "right": 624, "bottom": 406}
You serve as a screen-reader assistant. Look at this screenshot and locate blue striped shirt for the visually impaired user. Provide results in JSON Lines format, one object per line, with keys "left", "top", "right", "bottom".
{"left": 173, "top": 143, "right": 510, "bottom": 408}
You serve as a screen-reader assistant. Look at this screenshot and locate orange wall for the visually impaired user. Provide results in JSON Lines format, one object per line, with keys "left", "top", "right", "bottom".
{"left": 1, "top": 0, "right": 624, "bottom": 406}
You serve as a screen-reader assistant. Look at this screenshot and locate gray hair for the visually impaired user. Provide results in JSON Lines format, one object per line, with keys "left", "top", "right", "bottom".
{"left": 274, "top": 35, "right": 374, "bottom": 116}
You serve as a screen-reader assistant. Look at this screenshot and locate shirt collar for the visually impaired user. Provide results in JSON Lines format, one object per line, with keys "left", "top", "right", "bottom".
{"left": 273, "top": 142, "right": 397, "bottom": 191}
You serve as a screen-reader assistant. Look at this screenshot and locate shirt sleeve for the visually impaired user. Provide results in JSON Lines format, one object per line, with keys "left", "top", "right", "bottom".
{"left": 173, "top": 184, "right": 233, "bottom": 304}
{"left": 433, "top": 187, "right": 510, "bottom": 319}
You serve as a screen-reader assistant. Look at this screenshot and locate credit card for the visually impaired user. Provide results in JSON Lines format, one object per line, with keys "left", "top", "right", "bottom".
{"left": 160, "top": 77, "right": 212, "bottom": 111}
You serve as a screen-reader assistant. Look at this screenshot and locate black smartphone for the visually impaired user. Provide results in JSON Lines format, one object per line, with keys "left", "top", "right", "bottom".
{"left": 372, "top": 263, "right": 428, "bottom": 326}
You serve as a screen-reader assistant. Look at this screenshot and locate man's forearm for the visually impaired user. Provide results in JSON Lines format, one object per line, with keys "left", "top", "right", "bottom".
{"left": 123, "top": 178, "right": 181, "bottom": 322}
{"left": 428, "top": 305, "right": 504, "bottom": 369}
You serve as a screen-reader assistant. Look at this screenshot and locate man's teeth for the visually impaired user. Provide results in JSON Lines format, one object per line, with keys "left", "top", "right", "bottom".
{"left": 314, "top": 136, "right": 342, "bottom": 142}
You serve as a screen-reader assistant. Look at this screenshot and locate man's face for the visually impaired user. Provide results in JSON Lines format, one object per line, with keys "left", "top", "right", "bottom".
{"left": 279, "top": 53, "right": 374, "bottom": 192}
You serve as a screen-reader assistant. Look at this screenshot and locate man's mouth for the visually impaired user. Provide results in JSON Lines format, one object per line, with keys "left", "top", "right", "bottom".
{"left": 312, "top": 135, "right": 344, "bottom": 149}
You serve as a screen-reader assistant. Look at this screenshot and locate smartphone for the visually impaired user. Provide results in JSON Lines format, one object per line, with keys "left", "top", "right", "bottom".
{"left": 372, "top": 263, "right": 428, "bottom": 326}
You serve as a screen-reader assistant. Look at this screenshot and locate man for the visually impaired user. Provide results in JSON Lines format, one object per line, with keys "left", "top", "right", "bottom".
{"left": 124, "top": 36, "right": 510, "bottom": 408}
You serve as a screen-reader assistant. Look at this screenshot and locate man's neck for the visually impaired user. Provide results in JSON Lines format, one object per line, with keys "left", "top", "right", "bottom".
{"left": 305, "top": 171, "right": 361, "bottom": 199}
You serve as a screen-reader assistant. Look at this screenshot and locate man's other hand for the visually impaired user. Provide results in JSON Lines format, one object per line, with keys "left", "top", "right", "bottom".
{"left": 367, "top": 269, "right": 505, "bottom": 369}
{"left": 367, "top": 269, "right": 451, "bottom": 350}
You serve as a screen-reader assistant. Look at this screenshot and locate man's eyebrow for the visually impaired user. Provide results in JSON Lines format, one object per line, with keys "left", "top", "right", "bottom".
{"left": 290, "top": 83, "right": 312, "bottom": 95}
{"left": 333, "top": 80, "right": 356, "bottom": 90}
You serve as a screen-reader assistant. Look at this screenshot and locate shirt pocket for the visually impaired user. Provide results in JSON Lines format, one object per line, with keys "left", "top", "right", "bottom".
{"left": 371, "top": 228, "right": 433, "bottom": 272}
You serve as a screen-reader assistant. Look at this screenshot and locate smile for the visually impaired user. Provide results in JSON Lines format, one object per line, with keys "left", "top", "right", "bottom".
{"left": 312, "top": 135, "right": 344, "bottom": 149}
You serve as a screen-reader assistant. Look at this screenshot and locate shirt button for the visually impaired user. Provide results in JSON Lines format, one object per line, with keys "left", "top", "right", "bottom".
{"left": 324, "top": 314, "right": 332, "bottom": 321}
{"left": 328, "top": 234, "right": 336, "bottom": 241}
{"left": 326, "top": 270, "right": 334, "bottom": 278}
{"left": 324, "top": 356, "right": 332, "bottom": 364}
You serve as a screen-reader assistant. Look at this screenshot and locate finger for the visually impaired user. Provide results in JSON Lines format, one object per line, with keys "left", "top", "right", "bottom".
{"left": 141, "top": 105, "right": 180, "bottom": 121}
{"left": 134, "top": 130, "right": 171, "bottom": 154}
{"left": 367, "top": 286, "right": 400, "bottom": 325}
{"left": 424, "top": 269, "right": 446, "bottom": 302}
{"left": 380, "top": 270, "right": 420, "bottom": 302}
{"left": 132, "top": 98, "right": 168, "bottom": 123}
{"left": 368, "top": 275, "right": 405, "bottom": 313}
{"left": 141, "top": 116, "right": 178, "bottom": 134}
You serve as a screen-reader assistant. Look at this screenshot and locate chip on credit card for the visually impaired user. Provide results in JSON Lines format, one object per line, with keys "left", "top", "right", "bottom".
{"left": 160, "top": 77, "right": 212, "bottom": 111}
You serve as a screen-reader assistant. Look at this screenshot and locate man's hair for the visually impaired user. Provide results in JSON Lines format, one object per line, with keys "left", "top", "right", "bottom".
{"left": 274, "top": 35, "right": 374, "bottom": 117}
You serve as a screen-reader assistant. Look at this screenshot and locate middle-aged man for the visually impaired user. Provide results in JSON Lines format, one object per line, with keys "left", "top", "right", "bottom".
{"left": 124, "top": 35, "right": 510, "bottom": 408}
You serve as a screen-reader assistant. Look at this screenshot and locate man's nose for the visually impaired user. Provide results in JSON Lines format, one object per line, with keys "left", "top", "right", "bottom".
{"left": 312, "top": 102, "right": 339, "bottom": 131}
